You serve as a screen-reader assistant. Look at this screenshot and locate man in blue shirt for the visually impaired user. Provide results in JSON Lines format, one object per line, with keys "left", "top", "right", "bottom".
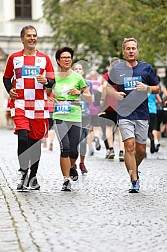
{"left": 107, "top": 37, "right": 159, "bottom": 192}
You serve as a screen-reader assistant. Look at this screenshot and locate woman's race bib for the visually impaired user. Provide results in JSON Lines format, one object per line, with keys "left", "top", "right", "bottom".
{"left": 54, "top": 101, "right": 71, "bottom": 114}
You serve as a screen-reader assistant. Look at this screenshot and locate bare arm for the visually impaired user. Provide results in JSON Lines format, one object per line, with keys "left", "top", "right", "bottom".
{"left": 36, "top": 74, "right": 55, "bottom": 88}
{"left": 80, "top": 87, "right": 93, "bottom": 102}
{"left": 106, "top": 82, "right": 126, "bottom": 100}
{"left": 161, "top": 86, "right": 167, "bottom": 97}
{"left": 67, "top": 87, "right": 92, "bottom": 102}
{"left": 136, "top": 81, "right": 159, "bottom": 94}
{"left": 156, "top": 94, "right": 162, "bottom": 103}
{"left": 99, "top": 82, "right": 107, "bottom": 106}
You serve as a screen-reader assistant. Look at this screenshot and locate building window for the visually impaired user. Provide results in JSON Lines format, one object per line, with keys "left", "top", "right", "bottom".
{"left": 15, "top": 0, "right": 32, "bottom": 19}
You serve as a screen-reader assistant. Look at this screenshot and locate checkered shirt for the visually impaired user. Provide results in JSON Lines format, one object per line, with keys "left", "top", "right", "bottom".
{"left": 3, "top": 50, "right": 55, "bottom": 119}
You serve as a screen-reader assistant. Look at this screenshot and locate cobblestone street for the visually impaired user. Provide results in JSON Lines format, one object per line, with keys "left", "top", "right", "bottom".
{"left": 0, "top": 128, "right": 167, "bottom": 252}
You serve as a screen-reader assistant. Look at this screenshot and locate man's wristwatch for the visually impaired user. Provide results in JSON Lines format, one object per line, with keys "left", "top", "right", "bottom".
{"left": 44, "top": 80, "right": 48, "bottom": 85}
{"left": 147, "top": 85, "right": 151, "bottom": 93}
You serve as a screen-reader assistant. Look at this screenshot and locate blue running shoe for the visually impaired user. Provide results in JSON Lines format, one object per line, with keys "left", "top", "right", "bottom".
{"left": 129, "top": 180, "right": 140, "bottom": 193}
{"left": 136, "top": 178, "right": 140, "bottom": 189}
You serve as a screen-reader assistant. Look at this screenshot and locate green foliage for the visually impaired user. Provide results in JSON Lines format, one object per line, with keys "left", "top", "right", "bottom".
{"left": 42, "top": 0, "right": 167, "bottom": 73}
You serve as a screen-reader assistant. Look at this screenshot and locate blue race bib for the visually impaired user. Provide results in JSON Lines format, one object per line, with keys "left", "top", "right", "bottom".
{"left": 80, "top": 101, "right": 86, "bottom": 112}
{"left": 54, "top": 101, "right": 71, "bottom": 114}
{"left": 124, "top": 76, "right": 142, "bottom": 90}
{"left": 22, "top": 65, "right": 40, "bottom": 78}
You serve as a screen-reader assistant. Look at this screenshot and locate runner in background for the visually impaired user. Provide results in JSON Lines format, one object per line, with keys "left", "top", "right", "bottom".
{"left": 73, "top": 62, "right": 93, "bottom": 174}
{"left": 99, "top": 57, "right": 124, "bottom": 161}
{"left": 4, "top": 96, "right": 14, "bottom": 129}
{"left": 87, "top": 70, "right": 102, "bottom": 156}
{"left": 43, "top": 91, "right": 55, "bottom": 151}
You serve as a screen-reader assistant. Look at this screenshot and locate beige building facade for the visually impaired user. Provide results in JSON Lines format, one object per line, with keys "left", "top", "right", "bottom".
{"left": 0, "top": 0, "right": 55, "bottom": 127}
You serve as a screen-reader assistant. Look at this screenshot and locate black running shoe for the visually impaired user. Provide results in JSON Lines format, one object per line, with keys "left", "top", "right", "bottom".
{"left": 94, "top": 136, "right": 101, "bottom": 151}
{"left": 119, "top": 151, "right": 124, "bottom": 162}
{"left": 88, "top": 148, "right": 94, "bottom": 156}
{"left": 105, "top": 149, "right": 110, "bottom": 159}
{"left": 28, "top": 176, "right": 40, "bottom": 190}
{"left": 155, "top": 143, "right": 160, "bottom": 152}
{"left": 17, "top": 170, "right": 29, "bottom": 191}
{"left": 107, "top": 148, "right": 115, "bottom": 159}
{"left": 150, "top": 140, "right": 155, "bottom": 154}
{"left": 70, "top": 166, "right": 78, "bottom": 181}
{"left": 61, "top": 179, "right": 71, "bottom": 191}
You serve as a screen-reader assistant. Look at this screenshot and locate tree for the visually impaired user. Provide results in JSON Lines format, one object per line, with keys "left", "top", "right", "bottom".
{"left": 42, "top": 0, "right": 167, "bottom": 73}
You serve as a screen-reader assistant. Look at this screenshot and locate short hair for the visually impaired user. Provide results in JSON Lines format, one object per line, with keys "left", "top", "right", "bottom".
{"left": 110, "top": 57, "right": 120, "bottom": 64}
{"left": 20, "top": 25, "right": 37, "bottom": 37}
{"left": 55, "top": 47, "right": 74, "bottom": 66}
{"left": 73, "top": 62, "right": 83, "bottom": 70}
{"left": 122, "top": 37, "right": 138, "bottom": 50}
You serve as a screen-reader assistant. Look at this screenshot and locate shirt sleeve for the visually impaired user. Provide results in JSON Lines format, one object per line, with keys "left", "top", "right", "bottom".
{"left": 3, "top": 55, "right": 14, "bottom": 79}
{"left": 148, "top": 65, "right": 160, "bottom": 86}
{"left": 45, "top": 55, "right": 55, "bottom": 80}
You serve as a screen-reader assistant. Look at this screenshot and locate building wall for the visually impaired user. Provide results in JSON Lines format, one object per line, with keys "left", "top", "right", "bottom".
{"left": 0, "top": 0, "right": 55, "bottom": 127}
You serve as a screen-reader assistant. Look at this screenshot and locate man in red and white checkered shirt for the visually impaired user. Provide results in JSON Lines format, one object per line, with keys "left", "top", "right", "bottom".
{"left": 3, "top": 25, "right": 55, "bottom": 191}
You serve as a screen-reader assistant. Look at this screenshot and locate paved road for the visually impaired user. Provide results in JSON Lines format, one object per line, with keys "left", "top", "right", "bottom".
{"left": 0, "top": 128, "right": 167, "bottom": 252}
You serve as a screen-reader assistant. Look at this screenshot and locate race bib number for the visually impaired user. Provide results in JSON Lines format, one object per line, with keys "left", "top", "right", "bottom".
{"left": 22, "top": 65, "right": 40, "bottom": 78}
{"left": 54, "top": 101, "right": 71, "bottom": 114}
{"left": 80, "top": 101, "right": 86, "bottom": 112}
{"left": 124, "top": 76, "right": 142, "bottom": 90}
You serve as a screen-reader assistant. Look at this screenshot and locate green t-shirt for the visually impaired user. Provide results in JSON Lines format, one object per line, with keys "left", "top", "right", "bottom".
{"left": 52, "top": 71, "right": 86, "bottom": 122}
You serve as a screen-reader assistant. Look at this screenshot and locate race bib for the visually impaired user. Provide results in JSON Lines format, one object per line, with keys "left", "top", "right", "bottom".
{"left": 22, "top": 65, "right": 40, "bottom": 78}
{"left": 80, "top": 101, "right": 86, "bottom": 112}
{"left": 54, "top": 101, "right": 71, "bottom": 114}
{"left": 124, "top": 76, "right": 142, "bottom": 90}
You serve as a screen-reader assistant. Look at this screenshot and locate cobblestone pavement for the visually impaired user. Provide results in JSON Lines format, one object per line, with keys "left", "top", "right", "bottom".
{"left": 0, "top": 128, "right": 167, "bottom": 252}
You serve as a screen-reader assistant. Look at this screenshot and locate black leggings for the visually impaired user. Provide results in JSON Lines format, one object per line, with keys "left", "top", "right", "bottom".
{"left": 156, "top": 110, "right": 164, "bottom": 131}
{"left": 54, "top": 120, "right": 81, "bottom": 159}
{"left": 80, "top": 127, "right": 89, "bottom": 156}
{"left": 17, "top": 130, "right": 41, "bottom": 176}
{"left": 148, "top": 113, "right": 157, "bottom": 140}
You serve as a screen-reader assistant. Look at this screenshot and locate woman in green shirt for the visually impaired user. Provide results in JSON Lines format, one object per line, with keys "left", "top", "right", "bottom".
{"left": 49, "top": 47, "right": 91, "bottom": 191}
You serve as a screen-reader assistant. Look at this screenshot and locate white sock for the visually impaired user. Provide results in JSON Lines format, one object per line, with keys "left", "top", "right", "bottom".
{"left": 154, "top": 140, "right": 159, "bottom": 145}
{"left": 64, "top": 177, "right": 69, "bottom": 181}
